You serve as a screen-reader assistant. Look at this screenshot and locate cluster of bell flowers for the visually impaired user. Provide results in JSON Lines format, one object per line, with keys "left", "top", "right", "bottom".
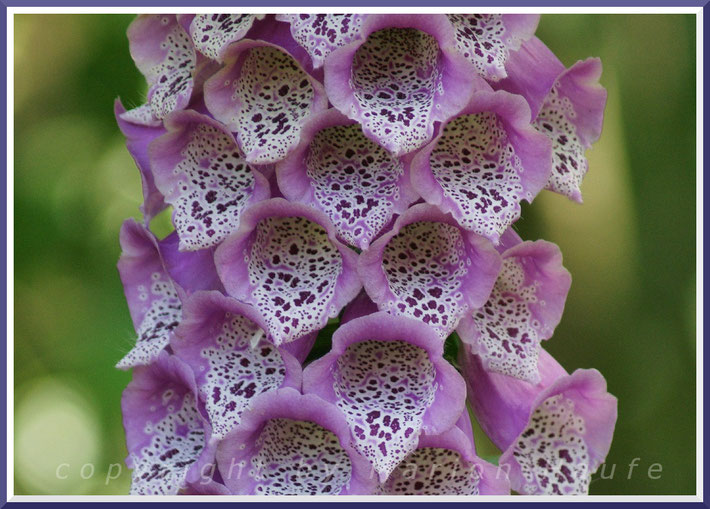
{"left": 115, "top": 13, "right": 617, "bottom": 496}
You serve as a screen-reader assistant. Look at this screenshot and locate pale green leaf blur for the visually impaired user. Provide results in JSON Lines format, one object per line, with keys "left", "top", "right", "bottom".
{"left": 13, "top": 14, "right": 696, "bottom": 495}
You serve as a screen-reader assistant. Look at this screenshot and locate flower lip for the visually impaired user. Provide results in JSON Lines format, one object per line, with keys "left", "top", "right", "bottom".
{"left": 276, "top": 108, "right": 418, "bottom": 250}
{"left": 325, "top": 14, "right": 485, "bottom": 157}
{"left": 116, "top": 219, "right": 182, "bottom": 369}
{"left": 409, "top": 88, "right": 552, "bottom": 244}
{"left": 215, "top": 387, "right": 377, "bottom": 495}
{"left": 276, "top": 14, "right": 368, "bottom": 69}
{"left": 127, "top": 14, "right": 196, "bottom": 120}
{"left": 171, "top": 290, "right": 302, "bottom": 444}
{"left": 456, "top": 232, "right": 572, "bottom": 383}
{"left": 381, "top": 423, "right": 511, "bottom": 495}
{"left": 358, "top": 203, "right": 502, "bottom": 338}
{"left": 537, "top": 57, "right": 606, "bottom": 203}
{"left": 303, "top": 312, "right": 467, "bottom": 481}
{"left": 203, "top": 38, "right": 328, "bottom": 165}
{"left": 447, "top": 14, "right": 539, "bottom": 83}
{"left": 148, "top": 108, "right": 271, "bottom": 252}
{"left": 214, "top": 198, "right": 361, "bottom": 346}
{"left": 189, "top": 14, "right": 263, "bottom": 62}
{"left": 121, "top": 351, "right": 216, "bottom": 495}
{"left": 498, "top": 367, "right": 617, "bottom": 495}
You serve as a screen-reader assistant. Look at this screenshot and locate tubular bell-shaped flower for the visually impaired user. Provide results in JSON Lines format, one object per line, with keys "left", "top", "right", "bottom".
{"left": 122, "top": 352, "right": 215, "bottom": 495}
{"left": 204, "top": 39, "right": 328, "bottom": 165}
{"left": 409, "top": 89, "right": 552, "bottom": 243}
{"left": 461, "top": 347, "right": 617, "bottom": 495}
{"left": 457, "top": 229, "right": 571, "bottom": 383}
{"left": 126, "top": 14, "right": 196, "bottom": 122}
{"left": 149, "top": 110, "right": 271, "bottom": 251}
{"left": 380, "top": 422, "right": 510, "bottom": 495}
{"left": 117, "top": 220, "right": 183, "bottom": 369}
{"left": 216, "top": 388, "right": 377, "bottom": 495}
{"left": 303, "top": 312, "right": 466, "bottom": 481}
{"left": 170, "top": 291, "right": 302, "bottom": 442}
{"left": 116, "top": 220, "right": 223, "bottom": 370}
{"left": 215, "top": 198, "right": 361, "bottom": 346}
{"left": 325, "top": 14, "right": 484, "bottom": 156}
{"left": 498, "top": 37, "right": 606, "bottom": 202}
{"left": 276, "top": 108, "right": 418, "bottom": 250}
{"left": 358, "top": 203, "right": 501, "bottom": 338}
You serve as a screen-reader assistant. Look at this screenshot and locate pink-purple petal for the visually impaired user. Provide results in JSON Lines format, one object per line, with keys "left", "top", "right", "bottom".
{"left": 171, "top": 291, "right": 301, "bottom": 442}
{"left": 325, "top": 14, "right": 484, "bottom": 156}
{"left": 149, "top": 110, "right": 270, "bottom": 251}
{"left": 536, "top": 58, "right": 607, "bottom": 202}
{"left": 127, "top": 14, "right": 196, "bottom": 120}
{"left": 190, "top": 14, "right": 264, "bottom": 62}
{"left": 204, "top": 39, "right": 328, "bottom": 165}
{"left": 303, "top": 312, "right": 466, "bottom": 481}
{"left": 410, "top": 89, "right": 552, "bottom": 243}
{"left": 500, "top": 369, "right": 617, "bottom": 495}
{"left": 457, "top": 237, "right": 571, "bottom": 383}
{"left": 122, "top": 352, "right": 214, "bottom": 495}
{"left": 114, "top": 100, "right": 167, "bottom": 223}
{"left": 216, "top": 388, "right": 377, "bottom": 495}
{"left": 461, "top": 346, "right": 616, "bottom": 494}
{"left": 447, "top": 14, "right": 539, "bottom": 82}
{"left": 358, "top": 203, "right": 501, "bottom": 339}
{"left": 461, "top": 346, "right": 567, "bottom": 449}
{"left": 157, "top": 231, "right": 224, "bottom": 297}
{"left": 276, "top": 108, "right": 417, "bottom": 249}
{"left": 215, "top": 198, "right": 361, "bottom": 346}
{"left": 494, "top": 37, "right": 566, "bottom": 120}
{"left": 276, "top": 14, "right": 368, "bottom": 69}
{"left": 381, "top": 425, "right": 509, "bottom": 495}
{"left": 117, "top": 220, "right": 182, "bottom": 370}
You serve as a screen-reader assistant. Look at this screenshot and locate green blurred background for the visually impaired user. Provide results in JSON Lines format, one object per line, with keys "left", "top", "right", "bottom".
{"left": 12, "top": 14, "right": 696, "bottom": 495}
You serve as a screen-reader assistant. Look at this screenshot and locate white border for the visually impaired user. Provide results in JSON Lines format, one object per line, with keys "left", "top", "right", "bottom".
{"left": 5, "top": 4, "right": 704, "bottom": 503}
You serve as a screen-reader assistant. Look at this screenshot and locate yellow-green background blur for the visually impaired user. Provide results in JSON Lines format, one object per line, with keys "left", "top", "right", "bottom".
{"left": 13, "top": 14, "right": 696, "bottom": 495}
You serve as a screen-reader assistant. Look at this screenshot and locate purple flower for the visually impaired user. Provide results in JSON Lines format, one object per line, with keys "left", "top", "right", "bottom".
{"left": 380, "top": 419, "right": 510, "bottom": 495}
{"left": 325, "top": 15, "right": 484, "bottom": 156}
{"left": 303, "top": 312, "right": 466, "bottom": 481}
{"left": 149, "top": 110, "right": 271, "bottom": 251}
{"left": 498, "top": 37, "right": 607, "bottom": 202}
{"left": 125, "top": 15, "right": 196, "bottom": 123}
{"left": 116, "top": 220, "right": 183, "bottom": 369}
{"left": 215, "top": 198, "right": 361, "bottom": 345}
{"left": 189, "top": 14, "right": 265, "bottom": 62}
{"left": 446, "top": 14, "right": 539, "bottom": 82}
{"left": 358, "top": 203, "right": 501, "bottom": 338}
{"left": 276, "top": 108, "right": 418, "bottom": 249}
{"left": 409, "top": 88, "right": 552, "bottom": 243}
{"left": 457, "top": 228, "right": 572, "bottom": 383}
{"left": 122, "top": 352, "right": 215, "bottom": 495}
{"left": 170, "top": 291, "right": 302, "bottom": 442}
{"left": 461, "top": 347, "right": 617, "bottom": 495}
{"left": 116, "top": 219, "right": 222, "bottom": 369}
{"left": 216, "top": 388, "right": 377, "bottom": 494}
{"left": 204, "top": 38, "right": 328, "bottom": 164}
